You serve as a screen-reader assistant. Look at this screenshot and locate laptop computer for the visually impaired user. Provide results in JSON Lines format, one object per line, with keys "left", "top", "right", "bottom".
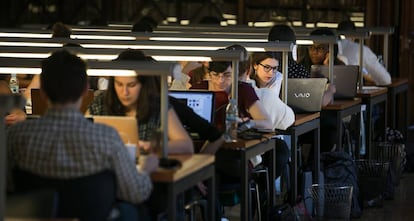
{"left": 287, "top": 78, "right": 328, "bottom": 113}
{"left": 31, "top": 88, "right": 94, "bottom": 115}
{"left": 91, "top": 116, "right": 139, "bottom": 146}
{"left": 169, "top": 90, "right": 215, "bottom": 123}
{"left": 310, "top": 65, "right": 359, "bottom": 99}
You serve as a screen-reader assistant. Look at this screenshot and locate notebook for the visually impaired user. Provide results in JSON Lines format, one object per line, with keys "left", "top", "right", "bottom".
{"left": 310, "top": 65, "right": 359, "bottom": 99}
{"left": 91, "top": 116, "right": 139, "bottom": 146}
{"left": 287, "top": 78, "right": 328, "bottom": 113}
{"left": 169, "top": 90, "right": 215, "bottom": 123}
{"left": 31, "top": 88, "right": 94, "bottom": 115}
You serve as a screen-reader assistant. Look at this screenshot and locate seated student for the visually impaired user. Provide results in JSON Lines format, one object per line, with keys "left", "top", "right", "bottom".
{"left": 191, "top": 56, "right": 273, "bottom": 133}
{"left": 7, "top": 50, "right": 159, "bottom": 220}
{"left": 298, "top": 28, "right": 339, "bottom": 106}
{"left": 87, "top": 50, "right": 194, "bottom": 155}
{"left": 337, "top": 20, "right": 392, "bottom": 85}
{"left": 0, "top": 80, "right": 26, "bottom": 125}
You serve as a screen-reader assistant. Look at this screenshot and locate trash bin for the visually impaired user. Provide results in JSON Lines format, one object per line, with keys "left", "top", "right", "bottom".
{"left": 355, "top": 159, "right": 389, "bottom": 208}
{"left": 308, "top": 183, "right": 353, "bottom": 220}
{"left": 371, "top": 142, "right": 405, "bottom": 185}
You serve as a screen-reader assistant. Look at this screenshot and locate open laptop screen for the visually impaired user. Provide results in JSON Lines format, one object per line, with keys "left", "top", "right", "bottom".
{"left": 169, "top": 90, "right": 215, "bottom": 123}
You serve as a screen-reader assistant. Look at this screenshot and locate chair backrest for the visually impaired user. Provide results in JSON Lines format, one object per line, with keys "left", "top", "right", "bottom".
{"left": 12, "top": 168, "right": 116, "bottom": 221}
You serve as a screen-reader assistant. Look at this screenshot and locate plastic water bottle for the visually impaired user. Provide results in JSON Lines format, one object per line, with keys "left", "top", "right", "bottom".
{"left": 9, "top": 73, "right": 19, "bottom": 94}
{"left": 225, "top": 98, "right": 238, "bottom": 142}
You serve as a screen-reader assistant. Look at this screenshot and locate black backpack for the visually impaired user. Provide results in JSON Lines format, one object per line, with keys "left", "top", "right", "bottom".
{"left": 321, "top": 151, "right": 362, "bottom": 218}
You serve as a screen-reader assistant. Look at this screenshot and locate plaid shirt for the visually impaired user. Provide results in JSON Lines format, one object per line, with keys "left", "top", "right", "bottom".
{"left": 7, "top": 108, "right": 153, "bottom": 204}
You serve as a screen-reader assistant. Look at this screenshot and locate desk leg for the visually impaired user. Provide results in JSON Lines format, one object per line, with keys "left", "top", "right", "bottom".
{"left": 366, "top": 102, "right": 373, "bottom": 158}
{"left": 241, "top": 150, "right": 250, "bottom": 221}
{"left": 269, "top": 145, "right": 276, "bottom": 207}
{"left": 167, "top": 185, "right": 177, "bottom": 221}
{"left": 336, "top": 111, "right": 343, "bottom": 152}
{"left": 290, "top": 132, "right": 298, "bottom": 205}
{"left": 313, "top": 125, "right": 320, "bottom": 183}
{"left": 206, "top": 165, "right": 215, "bottom": 221}
{"left": 354, "top": 111, "right": 362, "bottom": 159}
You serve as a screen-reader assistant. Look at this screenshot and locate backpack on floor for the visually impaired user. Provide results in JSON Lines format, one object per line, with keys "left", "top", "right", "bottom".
{"left": 321, "top": 151, "right": 362, "bottom": 218}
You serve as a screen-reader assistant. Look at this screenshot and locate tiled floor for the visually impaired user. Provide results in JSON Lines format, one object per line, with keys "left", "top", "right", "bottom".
{"left": 219, "top": 171, "right": 414, "bottom": 221}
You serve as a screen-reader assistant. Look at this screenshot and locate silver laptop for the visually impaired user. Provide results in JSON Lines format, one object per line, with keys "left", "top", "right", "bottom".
{"left": 310, "top": 65, "right": 359, "bottom": 99}
{"left": 287, "top": 78, "right": 328, "bottom": 113}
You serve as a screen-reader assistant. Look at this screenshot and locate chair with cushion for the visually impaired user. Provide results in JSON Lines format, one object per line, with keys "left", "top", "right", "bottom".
{"left": 11, "top": 168, "right": 117, "bottom": 221}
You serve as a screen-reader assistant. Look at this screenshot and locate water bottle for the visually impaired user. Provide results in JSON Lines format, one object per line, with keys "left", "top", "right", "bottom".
{"left": 225, "top": 98, "right": 238, "bottom": 142}
{"left": 9, "top": 73, "right": 19, "bottom": 94}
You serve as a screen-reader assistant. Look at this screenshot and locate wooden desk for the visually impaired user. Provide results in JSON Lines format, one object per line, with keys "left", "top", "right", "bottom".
{"left": 322, "top": 99, "right": 362, "bottom": 158}
{"left": 275, "top": 112, "right": 321, "bottom": 205}
{"left": 384, "top": 78, "right": 409, "bottom": 137}
{"left": 150, "top": 154, "right": 215, "bottom": 221}
{"left": 357, "top": 87, "right": 388, "bottom": 158}
{"left": 221, "top": 134, "right": 276, "bottom": 221}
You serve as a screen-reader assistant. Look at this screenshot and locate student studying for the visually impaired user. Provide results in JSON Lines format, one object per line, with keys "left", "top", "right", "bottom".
{"left": 6, "top": 50, "right": 159, "bottom": 220}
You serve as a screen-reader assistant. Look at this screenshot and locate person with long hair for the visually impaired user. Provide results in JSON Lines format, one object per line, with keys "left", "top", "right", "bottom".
{"left": 88, "top": 50, "right": 193, "bottom": 155}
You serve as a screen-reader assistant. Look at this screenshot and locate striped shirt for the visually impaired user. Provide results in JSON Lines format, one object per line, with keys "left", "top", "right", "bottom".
{"left": 7, "top": 108, "right": 152, "bottom": 204}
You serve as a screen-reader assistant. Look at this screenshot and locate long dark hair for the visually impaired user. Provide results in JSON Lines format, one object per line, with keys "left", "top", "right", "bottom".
{"left": 104, "top": 49, "right": 161, "bottom": 123}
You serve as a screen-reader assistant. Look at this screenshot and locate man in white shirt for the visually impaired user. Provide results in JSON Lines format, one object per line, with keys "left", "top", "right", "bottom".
{"left": 337, "top": 20, "right": 392, "bottom": 85}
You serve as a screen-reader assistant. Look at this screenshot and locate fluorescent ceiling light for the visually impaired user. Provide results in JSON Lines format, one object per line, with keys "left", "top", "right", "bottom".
{"left": 0, "top": 67, "right": 41, "bottom": 74}
{"left": 149, "top": 37, "right": 267, "bottom": 42}
{"left": 0, "top": 33, "right": 52, "bottom": 38}
{"left": 0, "top": 53, "right": 50, "bottom": 58}
{"left": 71, "top": 28, "right": 131, "bottom": 33}
{"left": 71, "top": 35, "right": 136, "bottom": 40}
{"left": 0, "top": 42, "right": 62, "bottom": 47}
{"left": 87, "top": 69, "right": 136, "bottom": 76}
{"left": 151, "top": 56, "right": 212, "bottom": 61}
{"left": 81, "top": 44, "right": 219, "bottom": 50}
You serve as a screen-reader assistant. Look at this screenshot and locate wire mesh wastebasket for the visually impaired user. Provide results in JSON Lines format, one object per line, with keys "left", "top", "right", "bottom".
{"left": 370, "top": 142, "right": 405, "bottom": 185}
{"left": 355, "top": 159, "right": 389, "bottom": 208}
{"left": 308, "top": 183, "right": 353, "bottom": 220}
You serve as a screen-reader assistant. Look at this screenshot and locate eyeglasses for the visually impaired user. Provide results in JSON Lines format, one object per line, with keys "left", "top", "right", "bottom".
{"left": 210, "top": 71, "right": 232, "bottom": 80}
{"left": 259, "top": 63, "right": 279, "bottom": 73}
{"left": 309, "top": 45, "right": 328, "bottom": 53}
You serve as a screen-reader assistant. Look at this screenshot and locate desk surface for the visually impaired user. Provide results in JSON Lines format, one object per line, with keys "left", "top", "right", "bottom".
{"left": 220, "top": 133, "right": 274, "bottom": 149}
{"left": 357, "top": 87, "right": 388, "bottom": 97}
{"left": 294, "top": 112, "right": 320, "bottom": 126}
{"left": 322, "top": 99, "right": 361, "bottom": 110}
{"left": 385, "top": 78, "right": 409, "bottom": 88}
{"left": 150, "top": 154, "right": 214, "bottom": 183}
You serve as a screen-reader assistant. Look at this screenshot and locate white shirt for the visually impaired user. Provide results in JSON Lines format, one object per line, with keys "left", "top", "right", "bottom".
{"left": 340, "top": 39, "right": 392, "bottom": 85}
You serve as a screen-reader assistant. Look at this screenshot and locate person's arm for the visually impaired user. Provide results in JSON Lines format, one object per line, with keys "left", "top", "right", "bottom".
{"left": 4, "top": 108, "right": 26, "bottom": 125}
{"left": 322, "top": 83, "right": 336, "bottom": 106}
{"left": 363, "top": 46, "right": 392, "bottom": 85}
{"left": 170, "top": 96, "right": 224, "bottom": 154}
{"left": 247, "top": 100, "right": 273, "bottom": 130}
{"left": 167, "top": 108, "right": 194, "bottom": 154}
{"left": 23, "top": 75, "right": 40, "bottom": 100}
{"left": 110, "top": 136, "right": 156, "bottom": 204}
{"left": 199, "top": 135, "right": 225, "bottom": 154}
